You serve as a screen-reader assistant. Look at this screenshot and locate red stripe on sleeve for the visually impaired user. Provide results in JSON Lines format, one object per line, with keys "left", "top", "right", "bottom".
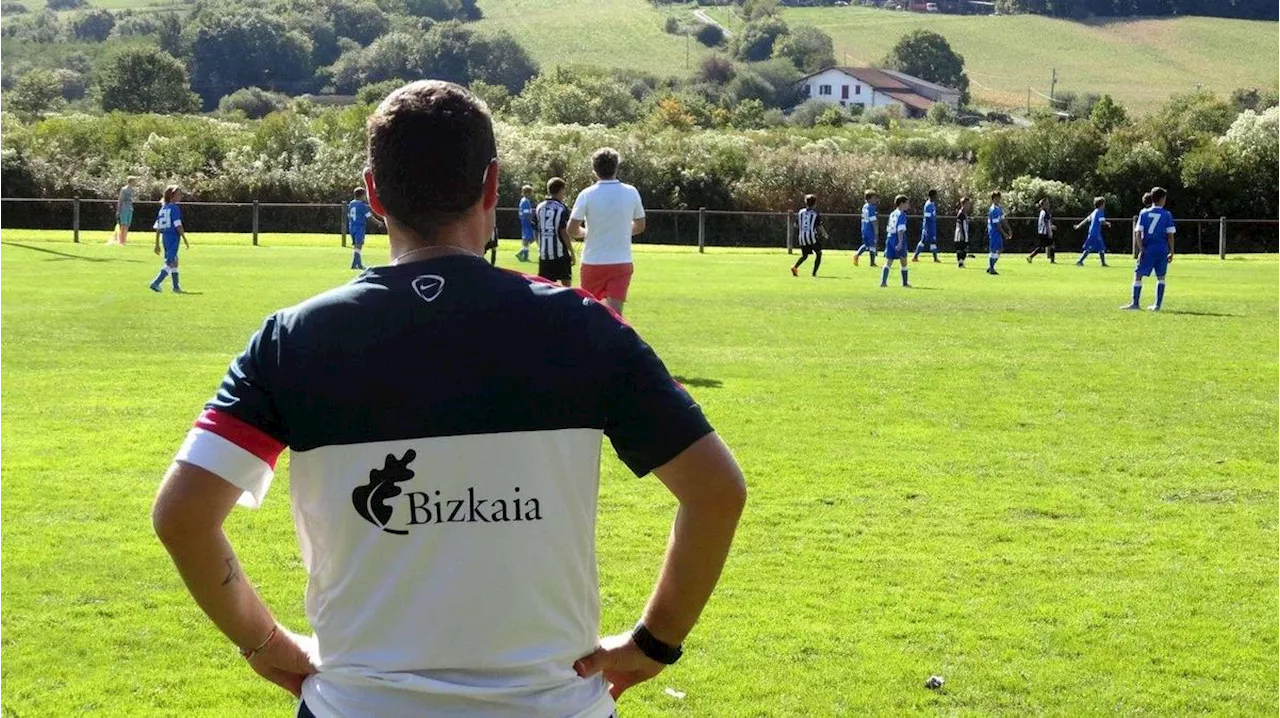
{"left": 193, "top": 409, "right": 285, "bottom": 468}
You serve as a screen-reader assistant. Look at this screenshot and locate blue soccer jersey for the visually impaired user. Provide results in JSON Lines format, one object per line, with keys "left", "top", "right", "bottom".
{"left": 154, "top": 202, "right": 183, "bottom": 263}
{"left": 1087, "top": 208, "right": 1106, "bottom": 241}
{"left": 861, "top": 203, "right": 877, "bottom": 243}
{"left": 1140, "top": 206, "right": 1176, "bottom": 249}
{"left": 348, "top": 200, "right": 372, "bottom": 238}
{"left": 519, "top": 197, "right": 535, "bottom": 240}
{"left": 885, "top": 208, "right": 908, "bottom": 258}
{"left": 921, "top": 200, "right": 937, "bottom": 241}
{"left": 987, "top": 204, "right": 1004, "bottom": 241}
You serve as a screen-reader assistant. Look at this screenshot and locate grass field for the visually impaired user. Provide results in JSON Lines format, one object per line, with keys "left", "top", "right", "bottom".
{"left": 473, "top": 0, "right": 1277, "bottom": 113}
{"left": 2, "top": 230, "right": 1277, "bottom": 716}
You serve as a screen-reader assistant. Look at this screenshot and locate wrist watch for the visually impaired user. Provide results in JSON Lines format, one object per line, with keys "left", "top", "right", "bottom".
{"left": 631, "top": 622, "right": 683, "bottom": 665}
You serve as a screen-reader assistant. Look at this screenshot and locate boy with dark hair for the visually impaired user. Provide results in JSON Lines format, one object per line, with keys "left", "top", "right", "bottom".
{"left": 347, "top": 186, "right": 383, "bottom": 270}
{"left": 954, "top": 196, "right": 971, "bottom": 268}
{"left": 911, "top": 189, "right": 940, "bottom": 263}
{"left": 1026, "top": 198, "right": 1055, "bottom": 263}
{"left": 516, "top": 184, "right": 535, "bottom": 262}
{"left": 1124, "top": 186, "right": 1176, "bottom": 311}
{"left": 791, "top": 194, "right": 828, "bottom": 277}
{"left": 1132, "top": 191, "right": 1153, "bottom": 251}
{"left": 986, "top": 191, "right": 1010, "bottom": 275}
{"left": 854, "top": 190, "right": 878, "bottom": 267}
{"left": 880, "top": 194, "right": 911, "bottom": 287}
{"left": 535, "top": 177, "right": 575, "bottom": 286}
{"left": 151, "top": 80, "right": 745, "bottom": 718}
{"left": 148, "top": 185, "right": 190, "bottom": 292}
{"left": 1074, "top": 197, "right": 1111, "bottom": 267}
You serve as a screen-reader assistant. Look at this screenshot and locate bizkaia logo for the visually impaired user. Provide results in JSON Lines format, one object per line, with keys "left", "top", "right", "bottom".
{"left": 352, "top": 450, "right": 543, "bottom": 534}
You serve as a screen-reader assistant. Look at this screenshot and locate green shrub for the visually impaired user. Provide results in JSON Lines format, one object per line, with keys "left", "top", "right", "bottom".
{"left": 218, "top": 87, "right": 291, "bottom": 119}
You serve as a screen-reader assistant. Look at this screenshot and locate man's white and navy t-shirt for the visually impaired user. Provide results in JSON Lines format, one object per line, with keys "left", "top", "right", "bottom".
{"left": 797, "top": 207, "right": 821, "bottom": 246}
{"left": 569, "top": 180, "right": 645, "bottom": 266}
{"left": 173, "top": 256, "right": 713, "bottom": 718}
{"left": 535, "top": 198, "right": 570, "bottom": 260}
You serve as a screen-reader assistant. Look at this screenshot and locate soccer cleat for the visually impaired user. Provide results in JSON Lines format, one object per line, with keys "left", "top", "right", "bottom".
{"left": 172, "top": 287, "right": 183, "bottom": 294}
{"left": 790, "top": 266, "right": 798, "bottom": 277}
{"left": 148, "top": 283, "right": 162, "bottom": 293}
{"left": 879, "top": 282, "right": 888, "bottom": 288}
{"left": 1120, "top": 304, "right": 1141, "bottom": 310}
{"left": 986, "top": 268, "right": 998, "bottom": 275}
{"left": 853, "top": 255, "right": 859, "bottom": 266}
{"left": 1075, "top": 262, "right": 1084, "bottom": 267}
{"left": 1026, "top": 256, "right": 1033, "bottom": 263}
{"left": 911, "top": 256, "right": 919, "bottom": 263}
{"left": 870, "top": 262, "right": 878, "bottom": 267}
{"left": 933, "top": 258, "right": 941, "bottom": 263}
{"left": 902, "top": 283, "right": 912, "bottom": 288}
{"left": 1101, "top": 262, "right": 1109, "bottom": 267}
{"left": 1148, "top": 305, "right": 1161, "bottom": 312}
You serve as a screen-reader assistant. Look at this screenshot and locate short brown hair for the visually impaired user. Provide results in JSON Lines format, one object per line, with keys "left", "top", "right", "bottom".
{"left": 1093, "top": 196, "right": 1106, "bottom": 208}
{"left": 960, "top": 196, "right": 971, "bottom": 206}
{"left": 592, "top": 147, "right": 620, "bottom": 179}
{"left": 1150, "top": 186, "right": 1167, "bottom": 203}
{"left": 804, "top": 194, "right": 817, "bottom": 208}
{"left": 927, "top": 189, "right": 937, "bottom": 199}
{"left": 547, "top": 177, "right": 566, "bottom": 196}
{"left": 366, "top": 81, "right": 495, "bottom": 241}
{"left": 864, "top": 190, "right": 877, "bottom": 201}
{"left": 354, "top": 186, "right": 366, "bottom": 198}
{"left": 895, "top": 194, "right": 908, "bottom": 207}
{"left": 162, "top": 185, "right": 182, "bottom": 203}
{"left": 990, "top": 190, "right": 1002, "bottom": 201}
{"left": 521, "top": 184, "right": 533, "bottom": 195}
{"left": 1142, "top": 191, "right": 1154, "bottom": 205}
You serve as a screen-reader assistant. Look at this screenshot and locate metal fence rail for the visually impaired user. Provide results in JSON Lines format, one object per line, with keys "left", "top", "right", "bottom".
{"left": 2, "top": 197, "right": 1276, "bottom": 256}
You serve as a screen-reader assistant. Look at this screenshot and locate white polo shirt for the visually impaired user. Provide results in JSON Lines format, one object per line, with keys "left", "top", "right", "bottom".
{"left": 569, "top": 180, "right": 645, "bottom": 266}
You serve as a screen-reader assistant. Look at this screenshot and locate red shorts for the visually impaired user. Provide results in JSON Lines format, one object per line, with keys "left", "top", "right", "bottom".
{"left": 580, "top": 262, "right": 634, "bottom": 302}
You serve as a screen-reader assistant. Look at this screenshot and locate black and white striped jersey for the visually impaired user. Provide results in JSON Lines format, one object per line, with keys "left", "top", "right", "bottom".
{"left": 797, "top": 208, "right": 822, "bottom": 246}
{"left": 535, "top": 198, "right": 570, "bottom": 260}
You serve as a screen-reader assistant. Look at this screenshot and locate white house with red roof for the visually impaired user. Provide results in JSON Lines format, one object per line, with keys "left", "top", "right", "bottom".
{"left": 795, "top": 66, "right": 961, "bottom": 118}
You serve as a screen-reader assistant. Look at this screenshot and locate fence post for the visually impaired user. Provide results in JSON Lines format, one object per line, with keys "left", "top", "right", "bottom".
{"left": 785, "top": 212, "right": 793, "bottom": 254}
{"left": 1218, "top": 216, "right": 1226, "bottom": 259}
{"left": 251, "top": 200, "right": 260, "bottom": 246}
{"left": 341, "top": 204, "right": 348, "bottom": 247}
{"left": 72, "top": 197, "right": 81, "bottom": 243}
{"left": 697, "top": 207, "right": 706, "bottom": 254}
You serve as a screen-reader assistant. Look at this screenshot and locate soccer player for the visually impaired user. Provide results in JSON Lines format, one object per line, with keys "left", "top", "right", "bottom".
{"left": 148, "top": 185, "right": 189, "bottom": 293}
{"left": 1124, "top": 186, "right": 1176, "bottom": 311}
{"left": 113, "top": 176, "right": 136, "bottom": 245}
{"left": 569, "top": 147, "right": 646, "bottom": 316}
{"left": 535, "top": 177, "right": 575, "bottom": 286}
{"left": 911, "top": 189, "right": 940, "bottom": 263}
{"left": 880, "top": 194, "right": 911, "bottom": 287}
{"left": 150, "top": 80, "right": 745, "bottom": 718}
{"left": 986, "top": 191, "right": 1011, "bottom": 275}
{"left": 1074, "top": 197, "right": 1111, "bottom": 267}
{"left": 1132, "top": 191, "right": 1153, "bottom": 250}
{"left": 790, "top": 194, "right": 828, "bottom": 277}
{"left": 954, "top": 196, "right": 971, "bottom": 268}
{"left": 516, "top": 184, "right": 535, "bottom": 262}
{"left": 854, "top": 190, "right": 878, "bottom": 267}
{"left": 486, "top": 226, "right": 499, "bottom": 265}
{"left": 347, "top": 187, "right": 382, "bottom": 270}
{"left": 1026, "top": 198, "right": 1055, "bottom": 263}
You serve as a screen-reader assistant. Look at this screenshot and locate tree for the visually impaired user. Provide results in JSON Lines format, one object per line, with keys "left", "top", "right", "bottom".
{"left": 156, "top": 12, "right": 183, "bottom": 56}
{"left": 729, "top": 98, "right": 768, "bottom": 129}
{"left": 695, "top": 55, "right": 735, "bottom": 85}
{"left": 8, "top": 69, "right": 65, "bottom": 116}
{"left": 695, "top": 23, "right": 725, "bottom": 47}
{"left": 1229, "top": 87, "right": 1279, "bottom": 113}
{"left": 726, "top": 68, "right": 775, "bottom": 106}
{"left": 402, "top": 0, "right": 481, "bottom": 20}
{"left": 186, "top": 11, "right": 315, "bottom": 107}
{"left": 771, "top": 24, "right": 833, "bottom": 73}
{"left": 742, "top": 0, "right": 778, "bottom": 20}
{"left": 468, "top": 79, "right": 510, "bottom": 114}
{"left": 733, "top": 17, "right": 788, "bottom": 62}
{"left": 51, "top": 68, "right": 86, "bottom": 101}
{"left": 355, "top": 79, "right": 403, "bottom": 104}
{"left": 98, "top": 46, "right": 200, "bottom": 113}
{"left": 466, "top": 28, "right": 538, "bottom": 94}
{"left": 882, "top": 30, "right": 970, "bottom": 106}
{"left": 1, "top": 1, "right": 29, "bottom": 15}
{"left": 927, "top": 101, "right": 956, "bottom": 125}
{"left": 71, "top": 8, "right": 114, "bottom": 41}
{"left": 45, "top": 0, "right": 86, "bottom": 10}
{"left": 218, "top": 86, "right": 291, "bottom": 118}
{"left": 1088, "top": 94, "right": 1128, "bottom": 132}
{"left": 325, "top": 0, "right": 388, "bottom": 46}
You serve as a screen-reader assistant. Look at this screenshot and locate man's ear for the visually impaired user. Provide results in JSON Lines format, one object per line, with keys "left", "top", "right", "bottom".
{"left": 364, "top": 168, "right": 387, "bottom": 218}
{"left": 482, "top": 159, "right": 500, "bottom": 211}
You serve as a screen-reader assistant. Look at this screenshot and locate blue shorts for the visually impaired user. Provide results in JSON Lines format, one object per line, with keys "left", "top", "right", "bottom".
{"left": 118, "top": 207, "right": 133, "bottom": 227}
{"left": 988, "top": 236, "right": 1003, "bottom": 253}
{"left": 1083, "top": 237, "right": 1106, "bottom": 252}
{"left": 860, "top": 234, "right": 876, "bottom": 249}
{"left": 884, "top": 239, "right": 906, "bottom": 261}
{"left": 162, "top": 236, "right": 180, "bottom": 265}
{"left": 1135, "top": 246, "right": 1169, "bottom": 278}
{"left": 919, "top": 234, "right": 936, "bottom": 247}
{"left": 350, "top": 231, "right": 365, "bottom": 248}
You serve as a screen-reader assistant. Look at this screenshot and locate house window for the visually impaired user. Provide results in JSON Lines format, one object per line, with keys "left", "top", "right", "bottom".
{"left": 819, "top": 84, "right": 832, "bottom": 96}
{"left": 803, "top": 84, "right": 812, "bottom": 97}
{"left": 855, "top": 85, "right": 862, "bottom": 95}
{"left": 841, "top": 85, "right": 849, "bottom": 100}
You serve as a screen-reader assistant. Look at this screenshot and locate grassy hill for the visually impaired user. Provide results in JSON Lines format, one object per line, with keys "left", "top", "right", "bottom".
{"left": 478, "top": 0, "right": 1277, "bottom": 113}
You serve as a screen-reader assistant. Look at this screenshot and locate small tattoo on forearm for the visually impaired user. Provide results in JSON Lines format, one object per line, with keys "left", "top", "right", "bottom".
{"left": 221, "top": 557, "right": 241, "bottom": 586}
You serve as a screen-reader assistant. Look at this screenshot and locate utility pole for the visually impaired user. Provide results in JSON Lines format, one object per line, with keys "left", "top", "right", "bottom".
{"left": 1049, "top": 68, "right": 1058, "bottom": 103}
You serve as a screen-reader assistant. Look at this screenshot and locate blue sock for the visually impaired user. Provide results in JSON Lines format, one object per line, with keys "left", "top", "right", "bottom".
{"left": 901, "top": 268, "right": 909, "bottom": 286}
{"left": 880, "top": 265, "right": 890, "bottom": 285}
{"left": 1155, "top": 280, "right": 1165, "bottom": 307}
{"left": 352, "top": 250, "right": 361, "bottom": 267}
{"left": 150, "top": 268, "right": 167, "bottom": 288}
{"left": 170, "top": 271, "right": 180, "bottom": 290}
{"left": 1132, "top": 282, "right": 1142, "bottom": 306}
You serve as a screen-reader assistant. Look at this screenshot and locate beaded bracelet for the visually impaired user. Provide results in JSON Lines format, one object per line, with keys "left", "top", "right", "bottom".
{"left": 240, "top": 625, "right": 278, "bottom": 660}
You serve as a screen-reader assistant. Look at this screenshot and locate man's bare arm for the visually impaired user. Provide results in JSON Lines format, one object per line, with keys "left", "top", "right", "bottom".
{"left": 568, "top": 218, "right": 586, "bottom": 239}
{"left": 631, "top": 217, "right": 646, "bottom": 236}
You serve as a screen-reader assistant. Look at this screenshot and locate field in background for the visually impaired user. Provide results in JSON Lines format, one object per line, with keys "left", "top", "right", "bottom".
{"left": 477, "top": 0, "right": 1276, "bottom": 113}
{"left": 2, "top": 231, "right": 1277, "bottom": 716}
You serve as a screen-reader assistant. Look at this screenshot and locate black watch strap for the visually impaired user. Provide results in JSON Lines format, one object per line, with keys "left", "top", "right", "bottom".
{"left": 631, "top": 622, "right": 683, "bottom": 665}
